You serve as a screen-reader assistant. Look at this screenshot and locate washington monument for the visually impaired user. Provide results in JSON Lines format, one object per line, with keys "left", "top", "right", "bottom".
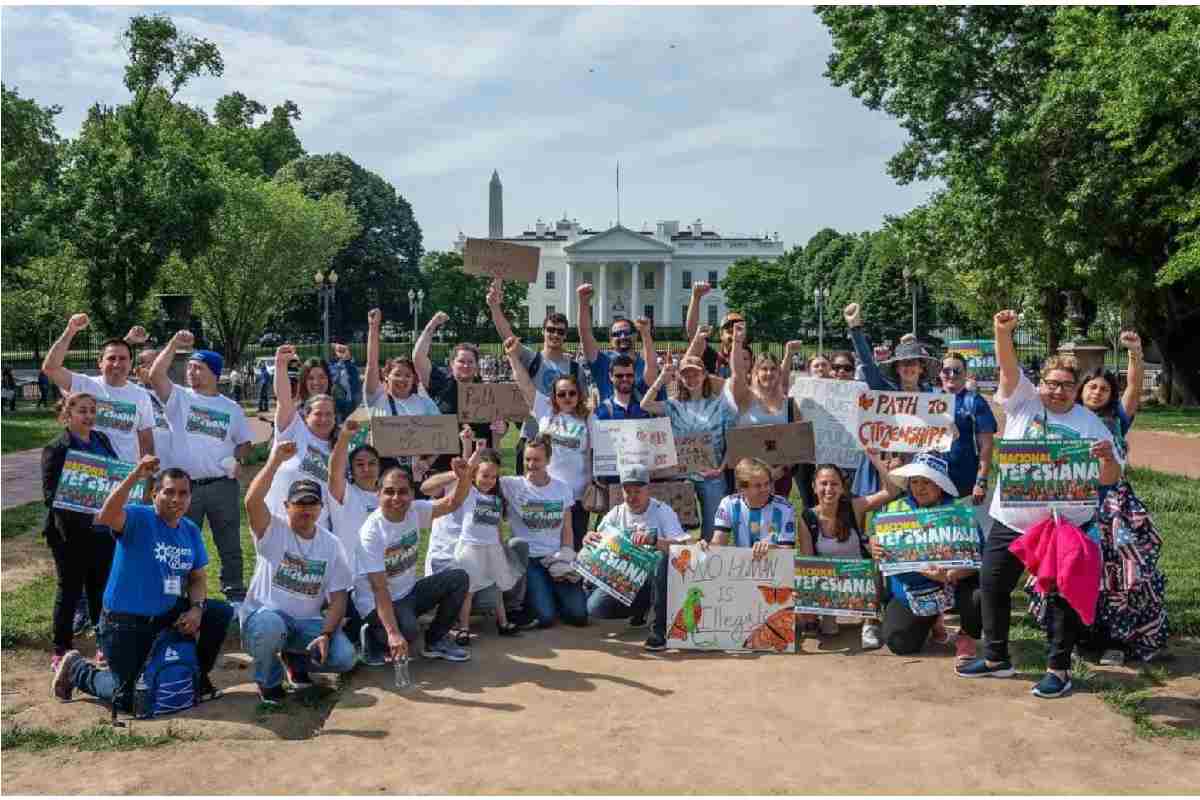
{"left": 489, "top": 169, "right": 503, "bottom": 238}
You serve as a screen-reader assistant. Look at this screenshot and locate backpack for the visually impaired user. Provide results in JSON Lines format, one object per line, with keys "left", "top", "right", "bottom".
{"left": 527, "top": 351, "right": 581, "bottom": 393}
{"left": 133, "top": 629, "right": 200, "bottom": 719}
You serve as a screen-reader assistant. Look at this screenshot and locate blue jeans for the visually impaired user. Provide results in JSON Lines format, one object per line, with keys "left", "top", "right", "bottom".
{"left": 242, "top": 607, "right": 356, "bottom": 689}
{"left": 525, "top": 559, "right": 588, "bottom": 627}
{"left": 587, "top": 551, "right": 669, "bottom": 637}
{"left": 691, "top": 476, "right": 726, "bottom": 543}
{"left": 72, "top": 600, "right": 234, "bottom": 708}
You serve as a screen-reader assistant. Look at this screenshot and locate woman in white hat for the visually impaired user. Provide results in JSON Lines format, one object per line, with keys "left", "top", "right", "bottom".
{"left": 868, "top": 451, "right": 984, "bottom": 666}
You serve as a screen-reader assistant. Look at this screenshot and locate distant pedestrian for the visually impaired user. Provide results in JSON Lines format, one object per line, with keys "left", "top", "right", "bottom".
{"left": 2, "top": 367, "right": 18, "bottom": 412}
{"left": 257, "top": 361, "right": 271, "bottom": 412}
{"left": 38, "top": 370, "right": 50, "bottom": 408}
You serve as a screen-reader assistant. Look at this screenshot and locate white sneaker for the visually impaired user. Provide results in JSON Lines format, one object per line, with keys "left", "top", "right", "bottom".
{"left": 861, "top": 622, "right": 883, "bottom": 651}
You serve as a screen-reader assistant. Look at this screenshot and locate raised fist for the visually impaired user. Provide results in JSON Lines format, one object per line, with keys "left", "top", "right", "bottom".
{"left": 125, "top": 326, "right": 149, "bottom": 345}
{"left": 577, "top": 283, "right": 594, "bottom": 301}
{"left": 843, "top": 303, "right": 863, "bottom": 328}
{"left": 503, "top": 336, "right": 521, "bottom": 356}
{"left": 173, "top": 330, "right": 196, "bottom": 349}
{"left": 68, "top": 313, "right": 90, "bottom": 333}
{"left": 430, "top": 311, "right": 449, "bottom": 328}
{"left": 134, "top": 455, "right": 160, "bottom": 479}
{"left": 633, "top": 317, "right": 652, "bottom": 335}
{"left": 1119, "top": 331, "right": 1142, "bottom": 352}
{"left": 367, "top": 308, "right": 382, "bottom": 328}
{"left": 993, "top": 310, "right": 1019, "bottom": 334}
{"left": 693, "top": 325, "right": 713, "bottom": 341}
{"left": 692, "top": 281, "right": 711, "bottom": 298}
{"left": 343, "top": 418, "right": 360, "bottom": 435}
{"left": 275, "top": 344, "right": 296, "bottom": 362}
{"left": 272, "top": 441, "right": 299, "bottom": 462}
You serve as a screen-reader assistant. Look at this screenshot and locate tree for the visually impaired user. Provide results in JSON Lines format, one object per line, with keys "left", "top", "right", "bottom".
{"left": 168, "top": 167, "right": 360, "bottom": 368}
{"left": 0, "top": 249, "right": 89, "bottom": 361}
{"left": 207, "top": 92, "right": 304, "bottom": 177}
{"left": 1, "top": 84, "right": 63, "bottom": 271}
{"left": 273, "top": 153, "right": 423, "bottom": 335}
{"left": 420, "top": 251, "right": 527, "bottom": 339}
{"left": 53, "top": 14, "right": 225, "bottom": 335}
{"left": 818, "top": 6, "right": 1200, "bottom": 402}
{"left": 721, "top": 257, "right": 802, "bottom": 343}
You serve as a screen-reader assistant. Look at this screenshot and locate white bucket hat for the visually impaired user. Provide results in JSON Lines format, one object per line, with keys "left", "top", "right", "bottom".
{"left": 889, "top": 451, "right": 959, "bottom": 498}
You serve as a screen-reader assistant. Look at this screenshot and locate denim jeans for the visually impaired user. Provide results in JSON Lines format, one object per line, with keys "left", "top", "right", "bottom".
{"left": 71, "top": 600, "right": 234, "bottom": 708}
{"left": 691, "top": 475, "right": 726, "bottom": 543}
{"left": 242, "top": 607, "right": 356, "bottom": 689}
{"left": 587, "top": 550, "right": 668, "bottom": 637}
{"left": 364, "top": 568, "right": 469, "bottom": 652}
{"left": 185, "top": 477, "right": 245, "bottom": 600}
{"left": 525, "top": 558, "right": 588, "bottom": 627}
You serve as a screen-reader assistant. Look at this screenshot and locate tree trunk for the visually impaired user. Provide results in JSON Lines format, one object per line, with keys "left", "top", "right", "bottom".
{"left": 1138, "top": 284, "right": 1200, "bottom": 406}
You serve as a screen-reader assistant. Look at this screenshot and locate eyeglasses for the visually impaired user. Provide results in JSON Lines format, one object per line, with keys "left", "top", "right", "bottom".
{"left": 1042, "top": 379, "right": 1077, "bottom": 392}
{"left": 611, "top": 329, "right": 633, "bottom": 339}
{"left": 831, "top": 363, "right": 854, "bottom": 373}
{"left": 611, "top": 372, "right": 635, "bottom": 381}
{"left": 940, "top": 367, "right": 963, "bottom": 376}
{"left": 555, "top": 389, "right": 579, "bottom": 398}
{"left": 544, "top": 327, "right": 567, "bottom": 337}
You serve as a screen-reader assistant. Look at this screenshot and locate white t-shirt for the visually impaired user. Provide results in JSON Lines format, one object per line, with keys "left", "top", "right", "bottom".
{"left": 598, "top": 498, "right": 686, "bottom": 542}
{"left": 714, "top": 494, "right": 797, "bottom": 547}
{"left": 241, "top": 515, "right": 353, "bottom": 625}
{"left": 989, "top": 373, "right": 1119, "bottom": 532}
{"left": 145, "top": 388, "right": 175, "bottom": 470}
{"left": 354, "top": 502, "right": 435, "bottom": 616}
{"left": 164, "top": 385, "right": 253, "bottom": 480}
{"left": 265, "top": 416, "right": 333, "bottom": 518}
{"left": 69, "top": 373, "right": 155, "bottom": 463}
{"left": 456, "top": 487, "right": 504, "bottom": 547}
{"left": 532, "top": 392, "right": 592, "bottom": 502}
{"left": 366, "top": 386, "right": 440, "bottom": 418}
{"left": 326, "top": 483, "right": 379, "bottom": 564}
{"left": 425, "top": 510, "right": 460, "bottom": 573}
{"left": 499, "top": 474, "right": 574, "bottom": 557}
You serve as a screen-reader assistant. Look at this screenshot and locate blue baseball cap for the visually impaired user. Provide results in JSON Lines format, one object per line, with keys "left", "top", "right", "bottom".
{"left": 188, "top": 349, "right": 223, "bottom": 379}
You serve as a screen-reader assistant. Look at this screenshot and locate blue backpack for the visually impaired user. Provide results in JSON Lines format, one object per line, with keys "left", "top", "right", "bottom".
{"left": 133, "top": 630, "right": 199, "bottom": 719}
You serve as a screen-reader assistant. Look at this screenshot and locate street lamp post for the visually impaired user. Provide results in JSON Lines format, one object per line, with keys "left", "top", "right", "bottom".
{"left": 813, "top": 286, "right": 826, "bottom": 354}
{"left": 407, "top": 288, "right": 425, "bottom": 341}
{"left": 903, "top": 267, "right": 917, "bottom": 336}
{"left": 315, "top": 269, "right": 339, "bottom": 351}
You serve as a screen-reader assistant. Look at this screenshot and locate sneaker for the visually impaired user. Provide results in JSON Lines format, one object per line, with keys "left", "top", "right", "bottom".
{"left": 819, "top": 616, "right": 839, "bottom": 637}
{"left": 627, "top": 615, "right": 648, "bottom": 630}
{"left": 50, "top": 653, "right": 63, "bottom": 674}
{"left": 507, "top": 608, "right": 541, "bottom": 630}
{"left": 1031, "top": 671, "right": 1073, "bottom": 699}
{"left": 359, "top": 624, "right": 386, "bottom": 667}
{"left": 860, "top": 622, "right": 883, "bottom": 650}
{"left": 643, "top": 633, "right": 667, "bottom": 651}
{"left": 197, "top": 674, "right": 222, "bottom": 702}
{"left": 280, "top": 652, "right": 313, "bottom": 689}
{"left": 257, "top": 683, "right": 287, "bottom": 706}
{"left": 955, "top": 658, "right": 1015, "bottom": 678}
{"left": 422, "top": 636, "right": 471, "bottom": 662}
{"left": 1099, "top": 648, "right": 1126, "bottom": 667}
{"left": 51, "top": 650, "right": 82, "bottom": 702}
{"left": 955, "top": 635, "right": 978, "bottom": 665}
{"left": 496, "top": 620, "right": 522, "bottom": 637}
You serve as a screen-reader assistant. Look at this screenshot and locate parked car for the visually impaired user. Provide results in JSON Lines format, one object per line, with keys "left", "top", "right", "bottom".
{"left": 259, "top": 332, "right": 283, "bottom": 347}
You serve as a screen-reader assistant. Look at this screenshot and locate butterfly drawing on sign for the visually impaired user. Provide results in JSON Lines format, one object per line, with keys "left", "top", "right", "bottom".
{"left": 742, "top": 607, "right": 795, "bottom": 652}
{"left": 757, "top": 585, "right": 794, "bottom": 605}
{"left": 670, "top": 548, "right": 691, "bottom": 577}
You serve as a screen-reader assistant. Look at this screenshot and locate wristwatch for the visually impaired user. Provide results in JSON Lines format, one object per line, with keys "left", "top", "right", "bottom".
{"left": 975, "top": 475, "right": 989, "bottom": 489}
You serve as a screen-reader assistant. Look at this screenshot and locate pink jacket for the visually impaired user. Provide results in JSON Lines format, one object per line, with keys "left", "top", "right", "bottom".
{"left": 1008, "top": 517, "right": 1101, "bottom": 626}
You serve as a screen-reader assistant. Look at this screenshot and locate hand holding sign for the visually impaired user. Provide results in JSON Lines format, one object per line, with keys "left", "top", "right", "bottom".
{"left": 463, "top": 239, "right": 540, "bottom": 284}
{"left": 844, "top": 303, "right": 863, "bottom": 329}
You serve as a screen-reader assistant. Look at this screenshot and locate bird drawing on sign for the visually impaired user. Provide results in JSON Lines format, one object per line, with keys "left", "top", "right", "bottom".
{"left": 668, "top": 586, "right": 704, "bottom": 640}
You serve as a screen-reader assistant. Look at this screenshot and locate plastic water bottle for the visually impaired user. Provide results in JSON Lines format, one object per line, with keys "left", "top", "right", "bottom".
{"left": 133, "top": 675, "right": 150, "bottom": 718}
{"left": 393, "top": 655, "right": 411, "bottom": 690}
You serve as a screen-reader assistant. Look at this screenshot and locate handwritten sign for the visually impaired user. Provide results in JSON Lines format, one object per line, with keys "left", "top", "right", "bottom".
{"left": 856, "top": 390, "right": 955, "bottom": 452}
{"left": 665, "top": 545, "right": 795, "bottom": 652}
{"left": 607, "top": 480, "right": 698, "bottom": 528}
{"left": 789, "top": 377, "right": 867, "bottom": 469}
{"left": 611, "top": 417, "right": 678, "bottom": 472}
{"left": 948, "top": 340, "right": 998, "bottom": 390}
{"left": 457, "top": 382, "right": 529, "bottom": 423}
{"left": 676, "top": 434, "right": 718, "bottom": 473}
{"left": 724, "top": 421, "right": 815, "bottom": 467}
{"left": 869, "top": 500, "right": 982, "bottom": 576}
{"left": 370, "top": 414, "right": 461, "bottom": 457}
{"left": 794, "top": 557, "right": 880, "bottom": 619}
{"left": 463, "top": 238, "right": 541, "bottom": 284}
{"left": 52, "top": 450, "right": 148, "bottom": 514}
{"left": 996, "top": 439, "right": 1100, "bottom": 508}
{"left": 574, "top": 533, "right": 662, "bottom": 606}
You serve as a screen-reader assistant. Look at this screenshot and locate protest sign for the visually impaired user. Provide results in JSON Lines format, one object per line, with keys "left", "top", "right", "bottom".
{"left": 789, "top": 376, "right": 867, "bottom": 469}
{"left": 573, "top": 533, "right": 662, "bottom": 606}
{"left": 724, "top": 421, "right": 815, "bottom": 467}
{"left": 457, "top": 382, "right": 529, "bottom": 423}
{"left": 370, "top": 414, "right": 461, "bottom": 457}
{"left": 869, "top": 500, "right": 983, "bottom": 576}
{"left": 462, "top": 238, "right": 540, "bottom": 284}
{"left": 948, "top": 339, "right": 998, "bottom": 390}
{"left": 665, "top": 545, "right": 795, "bottom": 652}
{"left": 607, "top": 480, "right": 699, "bottom": 527}
{"left": 52, "top": 450, "right": 147, "bottom": 514}
{"left": 856, "top": 389, "right": 955, "bottom": 452}
{"left": 676, "top": 434, "right": 718, "bottom": 473}
{"left": 995, "top": 439, "right": 1100, "bottom": 508}
{"left": 611, "top": 417, "right": 678, "bottom": 472}
{"left": 794, "top": 557, "right": 880, "bottom": 618}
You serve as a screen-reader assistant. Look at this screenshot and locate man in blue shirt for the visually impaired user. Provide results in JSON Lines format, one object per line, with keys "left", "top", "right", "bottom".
{"left": 576, "top": 283, "right": 660, "bottom": 402}
{"left": 327, "top": 341, "right": 362, "bottom": 423}
{"left": 939, "top": 352, "right": 998, "bottom": 502}
{"left": 53, "top": 456, "right": 234, "bottom": 708}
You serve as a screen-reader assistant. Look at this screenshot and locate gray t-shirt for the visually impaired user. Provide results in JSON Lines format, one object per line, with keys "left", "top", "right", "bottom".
{"left": 518, "top": 345, "right": 577, "bottom": 439}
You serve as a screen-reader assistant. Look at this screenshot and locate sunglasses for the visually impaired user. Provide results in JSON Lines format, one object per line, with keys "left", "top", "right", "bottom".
{"left": 1042, "top": 379, "right": 1077, "bottom": 392}
{"left": 544, "top": 327, "right": 567, "bottom": 336}
{"left": 611, "top": 372, "right": 635, "bottom": 381}
{"left": 555, "top": 389, "right": 579, "bottom": 398}
{"left": 940, "top": 367, "right": 963, "bottom": 376}
{"left": 831, "top": 363, "right": 854, "bottom": 373}
{"left": 611, "top": 329, "right": 634, "bottom": 339}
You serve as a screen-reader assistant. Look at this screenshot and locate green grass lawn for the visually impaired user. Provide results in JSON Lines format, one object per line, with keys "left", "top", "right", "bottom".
{"left": 1134, "top": 405, "right": 1200, "bottom": 435}
{"left": 1, "top": 407, "right": 61, "bottom": 454}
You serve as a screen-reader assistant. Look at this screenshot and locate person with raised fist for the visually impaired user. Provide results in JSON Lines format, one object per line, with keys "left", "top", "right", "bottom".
{"left": 576, "top": 283, "right": 659, "bottom": 402}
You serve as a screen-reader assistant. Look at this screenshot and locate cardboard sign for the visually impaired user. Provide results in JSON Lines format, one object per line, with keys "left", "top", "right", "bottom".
{"left": 996, "top": 439, "right": 1100, "bottom": 508}
{"left": 665, "top": 545, "right": 795, "bottom": 652}
{"left": 52, "top": 450, "right": 148, "bottom": 514}
{"left": 869, "top": 500, "right": 982, "bottom": 576}
{"left": 794, "top": 557, "right": 880, "bottom": 619}
{"left": 856, "top": 389, "right": 955, "bottom": 452}
{"left": 676, "top": 434, "right": 718, "bottom": 473}
{"left": 789, "top": 376, "right": 867, "bottom": 469}
{"left": 948, "top": 339, "right": 998, "bottom": 390}
{"left": 463, "top": 238, "right": 541, "bottom": 284}
{"left": 370, "top": 414, "right": 462, "bottom": 457}
{"left": 724, "top": 421, "right": 815, "bottom": 467}
{"left": 573, "top": 533, "right": 663, "bottom": 606}
{"left": 612, "top": 417, "right": 678, "bottom": 473}
{"left": 607, "top": 480, "right": 699, "bottom": 528}
{"left": 457, "top": 382, "right": 530, "bottom": 423}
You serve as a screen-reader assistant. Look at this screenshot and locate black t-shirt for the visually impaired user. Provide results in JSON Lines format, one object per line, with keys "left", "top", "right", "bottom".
{"left": 702, "top": 344, "right": 732, "bottom": 378}
{"left": 426, "top": 365, "right": 492, "bottom": 469}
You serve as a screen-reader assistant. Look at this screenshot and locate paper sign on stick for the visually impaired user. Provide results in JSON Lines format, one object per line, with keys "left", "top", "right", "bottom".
{"left": 789, "top": 376, "right": 867, "bottom": 469}
{"left": 462, "top": 238, "right": 541, "bottom": 284}
{"left": 665, "top": 545, "right": 795, "bottom": 652}
{"left": 52, "top": 450, "right": 148, "bottom": 514}
{"left": 794, "top": 557, "right": 880, "bottom": 619}
{"left": 457, "top": 382, "right": 529, "bottom": 423}
{"left": 856, "top": 389, "right": 955, "bottom": 452}
{"left": 724, "top": 421, "right": 815, "bottom": 467}
{"left": 607, "top": 480, "right": 699, "bottom": 527}
{"left": 370, "top": 414, "right": 462, "bottom": 457}
{"left": 996, "top": 439, "right": 1100, "bottom": 508}
{"left": 869, "top": 500, "right": 982, "bottom": 576}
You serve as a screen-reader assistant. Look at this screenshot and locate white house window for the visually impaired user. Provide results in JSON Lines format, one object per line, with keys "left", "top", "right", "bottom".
{"left": 545, "top": 271, "right": 556, "bottom": 290}
{"left": 682, "top": 270, "right": 693, "bottom": 289}
{"left": 644, "top": 271, "right": 655, "bottom": 290}
{"left": 707, "top": 270, "right": 718, "bottom": 286}
{"left": 613, "top": 272, "right": 624, "bottom": 290}
{"left": 582, "top": 270, "right": 593, "bottom": 285}
{"left": 681, "top": 305, "right": 689, "bottom": 325}
{"left": 707, "top": 305, "right": 719, "bottom": 327}
{"left": 545, "top": 305, "right": 556, "bottom": 320}
{"left": 644, "top": 305, "right": 654, "bottom": 321}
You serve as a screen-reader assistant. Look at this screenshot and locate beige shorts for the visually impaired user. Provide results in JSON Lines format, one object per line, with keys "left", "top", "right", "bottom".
{"left": 453, "top": 541, "right": 523, "bottom": 594}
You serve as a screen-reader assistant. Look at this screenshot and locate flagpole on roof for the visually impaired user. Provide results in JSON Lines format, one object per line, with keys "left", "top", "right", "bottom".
{"left": 616, "top": 160, "right": 620, "bottom": 227}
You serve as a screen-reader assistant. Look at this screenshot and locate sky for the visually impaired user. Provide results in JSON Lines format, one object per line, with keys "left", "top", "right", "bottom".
{"left": 1, "top": 5, "right": 934, "bottom": 253}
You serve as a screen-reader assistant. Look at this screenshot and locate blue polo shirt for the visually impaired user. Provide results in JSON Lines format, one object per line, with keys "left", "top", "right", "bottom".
{"left": 104, "top": 504, "right": 209, "bottom": 617}
{"left": 946, "top": 388, "right": 998, "bottom": 496}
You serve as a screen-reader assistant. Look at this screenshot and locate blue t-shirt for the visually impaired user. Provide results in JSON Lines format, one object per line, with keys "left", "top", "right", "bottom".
{"left": 589, "top": 350, "right": 664, "bottom": 403}
{"left": 104, "top": 504, "right": 209, "bottom": 617}
{"left": 945, "top": 388, "right": 998, "bottom": 495}
{"left": 665, "top": 393, "right": 738, "bottom": 474}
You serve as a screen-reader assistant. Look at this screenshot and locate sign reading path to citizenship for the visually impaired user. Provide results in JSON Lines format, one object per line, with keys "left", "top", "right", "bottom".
{"left": 794, "top": 557, "right": 880, "bottom": 619}
{"left": 52, "top": 450, "right": 147, "bottom": 514}
{"left": 789, "top": 377, "right": 868, "bottom": 469}
{"left": 463, "top": 239, "right": 541, "bottom": 284}
{"left": 665, "top": 545, "right": 795, "bottom": 652}
{"left": 370, "top": 414, "right": 461, "bottom": 457}
{"left": 996, "top": 439, "right": 1100, "bottom": 508}
{"left": 856, "top": 389, "right": 956, "bottom": 452}
{"left": 457, "top": 382, "right": 530, "bottom": 423}
{"left": 573, "top": 533, "right": 662, "bottom": 606}
{"left": 869, "top": 500, "right": 982, "bottom": 576}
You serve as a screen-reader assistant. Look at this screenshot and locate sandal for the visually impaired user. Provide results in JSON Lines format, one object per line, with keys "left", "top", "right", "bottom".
{"left": 496, "top": 621, "right": 522, "bottom": 637}
{"left": 452, "top": 628, "right": 471, "bottom": 647}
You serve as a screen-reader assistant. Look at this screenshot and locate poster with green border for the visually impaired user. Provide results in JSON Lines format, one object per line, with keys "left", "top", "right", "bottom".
{"left": 52, "top": 450, "right": 147, "bottom": 514}
{"left": 996, "top": 439, "right": 1100, "bottom": 508}
{"left": 794, "top": 556, "right": 880, "bottom": 618}
{"left": 869, "top": 500, "right": 982, "bottom": 576}
{"left": 573, "top": 532, "right": 662, "bottom": 606}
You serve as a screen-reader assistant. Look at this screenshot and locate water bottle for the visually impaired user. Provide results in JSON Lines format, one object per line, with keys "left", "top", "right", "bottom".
{"left": 133, "top": 675, "right": 150, "bottom": 719}
{"left": 393, "top": 655, "right": 412, "bottom": 690}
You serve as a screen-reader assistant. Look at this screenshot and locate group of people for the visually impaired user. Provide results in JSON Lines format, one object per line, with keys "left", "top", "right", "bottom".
{"left": 40, "top": 280, "right": 1166, "bottom": 712}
